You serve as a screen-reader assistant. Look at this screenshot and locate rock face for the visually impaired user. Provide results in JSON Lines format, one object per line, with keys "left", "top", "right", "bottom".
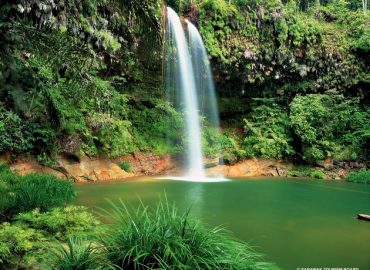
{"left": 3, "top": 153, "right": 361, "bottom": 182}
{"left": 9, "top": 157, "right": 66, "bottom": 179}
{"left": 206, "top": 159, "right": 291, "bottom": 178}
{"left": 5, "top": 153, "right": 175, "bottom": 183}
{"left": 57, "top": 157, "right": 133, "bottom": 182}
{"left": 115, "top": 153, "right": 176, "bottom": 176}
{"left": 8, "top": 156, "right": 133, "bottom": 182}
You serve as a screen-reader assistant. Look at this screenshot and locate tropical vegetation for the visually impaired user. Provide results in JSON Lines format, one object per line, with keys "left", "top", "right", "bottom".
{"left": 0, "top": 0, "right": 368, "bottom": 168}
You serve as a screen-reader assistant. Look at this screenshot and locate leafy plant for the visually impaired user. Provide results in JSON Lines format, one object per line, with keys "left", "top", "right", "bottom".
{"left": 243, "top": 99, "right": 295, "bottom": 160}
{"left": 15, "top": 206, "right": 100, "bottom": 241}
{"left": 0, "top": 222, "right": 45, "bottom": 268}
{"left": 287, "top": 166, "right": 314, "bottom": 177}
{"left": 346, "top": 169, "right": 370, "bottom": 184}
{"left": 219, "top": 132, "right": 246, "bottom": 165}
{"left": 290, "top": 94, "right": 368, "bottom": 163}
{"left": 118, "top": 161, "right": 132, "bottom": 173}
{"left": 310, "top": 170, "right": 326, "bottom": 179}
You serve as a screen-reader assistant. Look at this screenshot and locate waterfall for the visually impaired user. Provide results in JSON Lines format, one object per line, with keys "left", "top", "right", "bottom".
{"left": 187, "top": 21, "right": 220, "bottom": 132}
{"left": 166, "top": 7, "right": 205, "bottom": 178}
{"left": 165, "top": 7, "right": 225, "bottom": 181}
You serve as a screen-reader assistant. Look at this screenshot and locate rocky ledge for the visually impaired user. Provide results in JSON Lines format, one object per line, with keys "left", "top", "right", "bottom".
{"left": 1, "top": 153, "right": 366, "bottom": 182}
{"left": 1, "top": 153, "right": 175, "bottom": 183}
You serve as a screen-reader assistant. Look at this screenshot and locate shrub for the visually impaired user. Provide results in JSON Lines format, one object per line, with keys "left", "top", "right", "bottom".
{"left": 202, "top": 126, "right": 223, "bottom": 159}
{"left": 95, "top": 116, "right": 134, "bottom": 158}
{"left": 310, "top": 170, "right": 326, "bottom": 179}
{"left": 0, "top": 173, "right": 76, "bottom": 220}
{"left": 118, "top": 161, "right": 132, "bottom": 173}
{"left": 0, "top": 111, "right": 34, "bottom": 153}
{"left": 50, "top": 237, "right": 107, "bottom": 270}
{"left": 346, "top": 169, "right": 370, "bottom": 184}
{"left": 98, "top": 199, "right": 280, "bottom": 270}
{"left": 219, "top": 132, "right": 246, "bottom": 165}
{"left": 287, "top": 166, "right": 314, "bottom": 177}
{"left": 0, "top": 222, "right": 45, "bottom": 268}
{"left": 290, "top": 94, "right": 368, "bottom": 163}
{"left": 15, "top": 206, "right": 100, "bottom": 241}
{"left": 243, "top": 99, "right": 294, "bottom": 160}
{"left": 128, "top": 100, "right": 184, "bottom": 156}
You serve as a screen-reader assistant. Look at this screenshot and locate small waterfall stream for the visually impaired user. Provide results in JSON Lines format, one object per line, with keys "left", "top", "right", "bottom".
{"left": 166, "top": 7, "right": 224, "bottom": 181}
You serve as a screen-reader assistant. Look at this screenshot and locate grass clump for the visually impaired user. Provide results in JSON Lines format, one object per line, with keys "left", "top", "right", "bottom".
{"left": 118, "top": 161, "right": 132, "bottom": 173}
{"left": 0, "top": 171, "right": 76, "bottom": 221}
{"left": 50, "top": 237, "right": 108, "bottom": 270}
{"left": 346, "top": 169, "right": 370, "bottom": 184}
{"left": 98, "top": 199, "right": 280, "bottom": 270}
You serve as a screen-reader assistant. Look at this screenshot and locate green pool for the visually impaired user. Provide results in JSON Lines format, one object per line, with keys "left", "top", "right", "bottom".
{"left": 75, "top": 178, "right": 370, "bottom": 270}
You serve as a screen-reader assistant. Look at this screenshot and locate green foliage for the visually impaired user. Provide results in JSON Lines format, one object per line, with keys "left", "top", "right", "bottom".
{"left": 0, "top": 172, "right": 75, "bottom": 220}
{"left": 0, "top": 0, "right": 167, "bottom": 160}
{"left": 128, "top": 99, "right": 184, "bottom": 156}
{"left": 287, "top": 166, "right": 315, "bottom": 177}
{"left": 346, "top": 169, "right": 370, "bottom": 184}
{"left": 15, "top": 206, "right": 100, "bottom": 241}
{"left": 351, "top": 27, "right": 370, "bottom": 53}
{"left": 199, "top": 0, "right": 247, "bottom": 64}
{"left": 0, "top": 0, "right": 369, "bottom": 169}
{"left": 243, "top": 99, "right": 295, "bottom": 159}
{"left": 310, "top": 170, "right": 326, "bottom": 179}
{"left": 290, "top": 94, "right": 369, "bottom": 163}
{"left": 95, "top": 117, "right": 133, "bottom": 158}
{"left": 98, "top": 199, "right": 280, "bottom": 270}
{"left": 118, "top": 161, "right": 132, "bottom": 173}
{"left": 0, "top": 206, "right": 102, "bottom": 268}
{"left": 202, "top": 126, "right": 223, "bottom": 159}
{"left": 0, "top": 111, "right": 33, "bottom": 153}
{"left": 0, "top": 222, "right": 45, "bottom": 268}
{"left": 50, "top": 237, "right": 108, "bottom": 270}
{"left": 219, "top": 132, "right": 246, "bottom": 164}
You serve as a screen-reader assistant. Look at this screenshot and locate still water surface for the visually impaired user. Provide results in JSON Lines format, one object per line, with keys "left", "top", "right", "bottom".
{"left": 75, "top": 178, "right": 370, "bottom": 270}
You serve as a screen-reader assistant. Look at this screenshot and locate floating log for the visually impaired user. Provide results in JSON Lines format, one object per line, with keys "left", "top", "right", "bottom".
{"left": 357, "top": 214, "right": 370, "bottom": 221}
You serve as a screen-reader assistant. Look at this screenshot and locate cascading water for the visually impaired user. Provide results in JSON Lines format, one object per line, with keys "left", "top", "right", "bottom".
{"left": 165, "top": 7, "right": 226, "bottom": 181}
{"left": 187, "top": 21, "right": 220, "bottom": 131}
{"left": 166, "top": 7, "right": 205, "bottom": 178}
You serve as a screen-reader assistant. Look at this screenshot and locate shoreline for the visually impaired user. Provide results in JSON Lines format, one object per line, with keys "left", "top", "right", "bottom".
{"left": 2, "top": 153, "right": 364, "bottom": 183}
